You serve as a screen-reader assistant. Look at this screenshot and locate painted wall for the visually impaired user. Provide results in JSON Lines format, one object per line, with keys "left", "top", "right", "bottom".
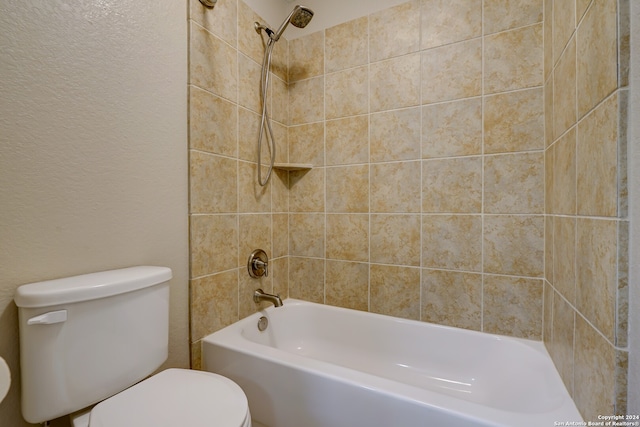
{"left": 0, "top": 1, "right": 189, "bottom": 425}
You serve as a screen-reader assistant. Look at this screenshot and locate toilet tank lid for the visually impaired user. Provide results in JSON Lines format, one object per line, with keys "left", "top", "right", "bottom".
{"left": 14, "top": 266, "right": 172, "bottom": 308}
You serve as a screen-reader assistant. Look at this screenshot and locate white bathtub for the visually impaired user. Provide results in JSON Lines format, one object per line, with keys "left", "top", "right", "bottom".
{"left": 202, "top": 299, "right": 582, "bottom": 427}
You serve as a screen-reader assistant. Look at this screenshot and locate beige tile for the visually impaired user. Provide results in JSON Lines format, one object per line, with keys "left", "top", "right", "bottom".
{"left": 576, "top": 0, "right": 591, "bottom": 23}
{"left": 370, "top": 108, "right": 421, "bottom": 162}
{"left": 483, "top": 215, "right": 544, "bottom": 277}
{"left": 618, "top": 220, "right": 629, "bottom": 347}
{"left": 189, "top": 86, "right": 238, "bottom": 157}
{"left": 237, "top": 0, "right": 266, "bottom": 64}
{"left": 270, "top": 35, "right": 288, "bottom": 83}
{"left": 289, "top": 76, "right": 324, "bottom": 125}
{"left": 272, "top": 214, "right": 288, "bottom": 259}
{"left": 577, "top": 0, "right": 617, "bottom": 118}
{"left": 326, "top": 116, "right": 369, "bottom": 166}
{"left": 422, "top": 157, "right": 482, "bottom": 213}
{"left": 325, "top": 66, "right": 369, "bottom": 120}
{"left": 574, "top": 315, "right": 616, "bottom": 420}
{"left": 190, "top": 341, "right": 202, "bottom": 370}
{"left": 483, "top": 275, "right": 543, "bottom": 339}
{"left": 421, "top": 269, "right": 482, "bottom": 331}
{"left": 549, "top": 292, "right": 575, "bottom": 395}
{"left": 190, "top": 24, "right": 237, "bottom": 102}
{"left": 544, "top": 76, "right": 554, "bottom": 146}
{"left": 326, "top": 165, "right": 369, "bottom": 213}
{"left": 545, "top": 216, "right": 554, "bottom": 281}
{"left": 484, "top": 24, "right": 543, "bottom": 94}
{"left": 369, "top": 1, "right": 421, "bottom": 62}
{"left": 484, "top": 0, "right": 542, "bottom": 35}
{"left": 553, "top": 0, "right": 575, "bottom": 65}
{"left": 289, "top": 122, "right": 324, "bottom": 166}
{"left": 190, "top": 270, "right": 239, "bottom": 341}
{"left": 289, "top": 213, "right": 324, "bottom": 257}
{"left": 238, "top": 53, "right": 261, "bottom": 113}
{"left": 484, "top": 152, "right": 544, "bottom": 214}
{"left": 190, "top": 214, "right": 238, "bottom": 277}
{"left": 190, "top": 0, "right": 237, "bottom": 47}
{"left": 422, "top": 215, "right": 482, "bottom": 271}
{"left": 325, "top": 260, "right": 369, "bottom": 311}
{"left": 271, "top": 257, "right": 289, "bottom": 299}
{"left": 290, "top": 167, "right": 324, "bottom": 212}
{"left": 577, "top": 93, "right": 618, "bottom": 217}
{"left": 420, "top": 0, "right": 482, "bottom": 49}
{"left": 543, "top": 281, "right": 553, "bottom": 345}
{"left": 370, "top": 214, "right": 421, "bottom": 266}
{"left": 289, "top": 257, "right": 324, "bottom": 303}
{"left": 190, "top": 151, "right": 237, "bottom": 213}
{"left": 238, "top": 107, "right": 260, "bottom": 162}
{"left": 545, "top": 143, "right": 555, "bottom": 214}
{"left": 326, "top": 214, "right": 369, "bottom": 262}
{"left": 370, "top": 54, "right": 421, "bottom": 112}
{"left": 289, "top": 31, "right": 324, "bottom": 82}
{"left": 270, "top": 74, "right": 288, "bottom": 125}
{"left": 616, "top": 350, "right": 629, "bottom": 414}
{"left": 551, "top": 127, "right": 577, "bottom": 215}
{"left": 238, "top": 214, "right": 271, "bottom": 268}
{"left": 543, "top": 0, "right": 553, "bottom": 82}
{"left": 422, "top": 98, "right": 482, "bottom": 158}
{"left": 553, "top": 216, "right": 576, "bottom": 304}
{"left": 370, "top": 264, "right": 420, "bottom": 320}
{"left": 325, "top": 16, "right": 368, "bottom": 73}
{"left": 272, "top": 168, "right": 289, "bottom": 213}
{"left": 576, "top": 218, "right": 617, "bottom": 342}
{"left": 270, "top": 120, "right": 288, "bottom": 164}
{"left": 553, "top": 37, "right": 577, "bottom": 138}
{"left": 421, "top": 39, "right": 482, "bottom": 104}
{"left": 619, "top": 90, "right": 629, "bottom": 218}
{"left": 484, "top": 88, "right": 544, "bottom": 154}
{"left": 238, "top": 161, "right": 270, "bottom": 213}
{"left": 370, "top": 161, "right": 421, "bottom": 213}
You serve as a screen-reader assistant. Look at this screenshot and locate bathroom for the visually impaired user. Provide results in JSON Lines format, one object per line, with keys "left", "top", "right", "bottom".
{"left": 0, "top": 0, "right": 639, "bottom": 425}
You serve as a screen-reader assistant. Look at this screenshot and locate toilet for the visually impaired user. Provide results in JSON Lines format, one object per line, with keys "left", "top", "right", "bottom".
{"left": 14, "top": 266, "right": 251, "bottom": 427}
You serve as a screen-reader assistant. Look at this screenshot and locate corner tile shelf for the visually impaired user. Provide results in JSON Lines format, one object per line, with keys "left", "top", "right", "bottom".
{"left": 273, "top": 163, "right": 313, "bottom": 171}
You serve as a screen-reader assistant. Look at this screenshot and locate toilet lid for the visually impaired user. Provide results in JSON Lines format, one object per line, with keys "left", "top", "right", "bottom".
{"left": 89, "top": 369, "right": 249, "bottom": 427}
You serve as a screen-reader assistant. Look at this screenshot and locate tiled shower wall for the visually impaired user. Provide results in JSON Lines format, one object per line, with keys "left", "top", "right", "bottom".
{"left": 187, "top": 0, "right": 629, "bottom": 419}
{"left": 188, "top": 0, "right": 291, "bottom": 366}
{"left": 543, "top": 0, "right": 629, "bottom": 420}
{"left": 287, "top": 1, "right": 546, "bottom": 335}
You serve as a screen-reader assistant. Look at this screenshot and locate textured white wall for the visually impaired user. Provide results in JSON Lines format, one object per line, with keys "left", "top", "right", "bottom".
{"left": 0, "top": 1, "right": 188, "bottom": 425}
{"left": 628, "top": 0, "right": 640, "bottom": 414}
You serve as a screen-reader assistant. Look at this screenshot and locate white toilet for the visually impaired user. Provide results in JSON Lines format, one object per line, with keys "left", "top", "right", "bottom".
{"left": 14, "top": 266, "right": 251, "bottom": 427}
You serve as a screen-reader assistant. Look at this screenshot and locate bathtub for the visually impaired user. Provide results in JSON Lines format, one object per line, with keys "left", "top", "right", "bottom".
{"left": 202, "top": 299, "right": 582, "bottom": 427}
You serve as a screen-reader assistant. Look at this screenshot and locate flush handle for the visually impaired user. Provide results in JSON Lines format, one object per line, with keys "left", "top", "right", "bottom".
{"left": 27, "top": 310, "right": 67, "bottom": 325}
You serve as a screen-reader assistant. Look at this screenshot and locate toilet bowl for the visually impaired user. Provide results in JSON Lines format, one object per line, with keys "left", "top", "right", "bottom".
{"left": 15, "top": 267, "right": 251, "bottom": 426}
{"left": 72, "top": 369, "right": 251, "bottom": 427}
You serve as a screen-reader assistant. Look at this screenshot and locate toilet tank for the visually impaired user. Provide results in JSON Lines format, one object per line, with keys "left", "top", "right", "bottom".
{"left": 14, "top": 266, "right": 172, "bottom": 424}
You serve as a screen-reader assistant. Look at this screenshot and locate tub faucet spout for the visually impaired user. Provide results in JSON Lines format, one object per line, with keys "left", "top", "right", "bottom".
{"left": 253, "top": 288, "right": 283, "bottom": 307}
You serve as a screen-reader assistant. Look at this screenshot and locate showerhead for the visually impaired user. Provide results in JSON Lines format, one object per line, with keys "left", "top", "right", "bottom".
{"left": 271, "top": 5, "right": 314, "bottom": 42}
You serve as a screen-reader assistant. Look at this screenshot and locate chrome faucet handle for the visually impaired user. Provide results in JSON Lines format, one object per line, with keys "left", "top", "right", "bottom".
{"left": 248, "top": 249, "right": 269, "bottom": 278}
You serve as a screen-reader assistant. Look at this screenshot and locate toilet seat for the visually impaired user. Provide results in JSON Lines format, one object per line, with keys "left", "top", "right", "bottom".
{"left": 88, "top": 368, "right": 251, "bottom": 427}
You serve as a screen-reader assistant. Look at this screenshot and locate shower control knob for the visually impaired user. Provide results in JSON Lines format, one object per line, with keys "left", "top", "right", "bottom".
{"left": 248, "top": 249, "right": 269, "bottom": 278}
